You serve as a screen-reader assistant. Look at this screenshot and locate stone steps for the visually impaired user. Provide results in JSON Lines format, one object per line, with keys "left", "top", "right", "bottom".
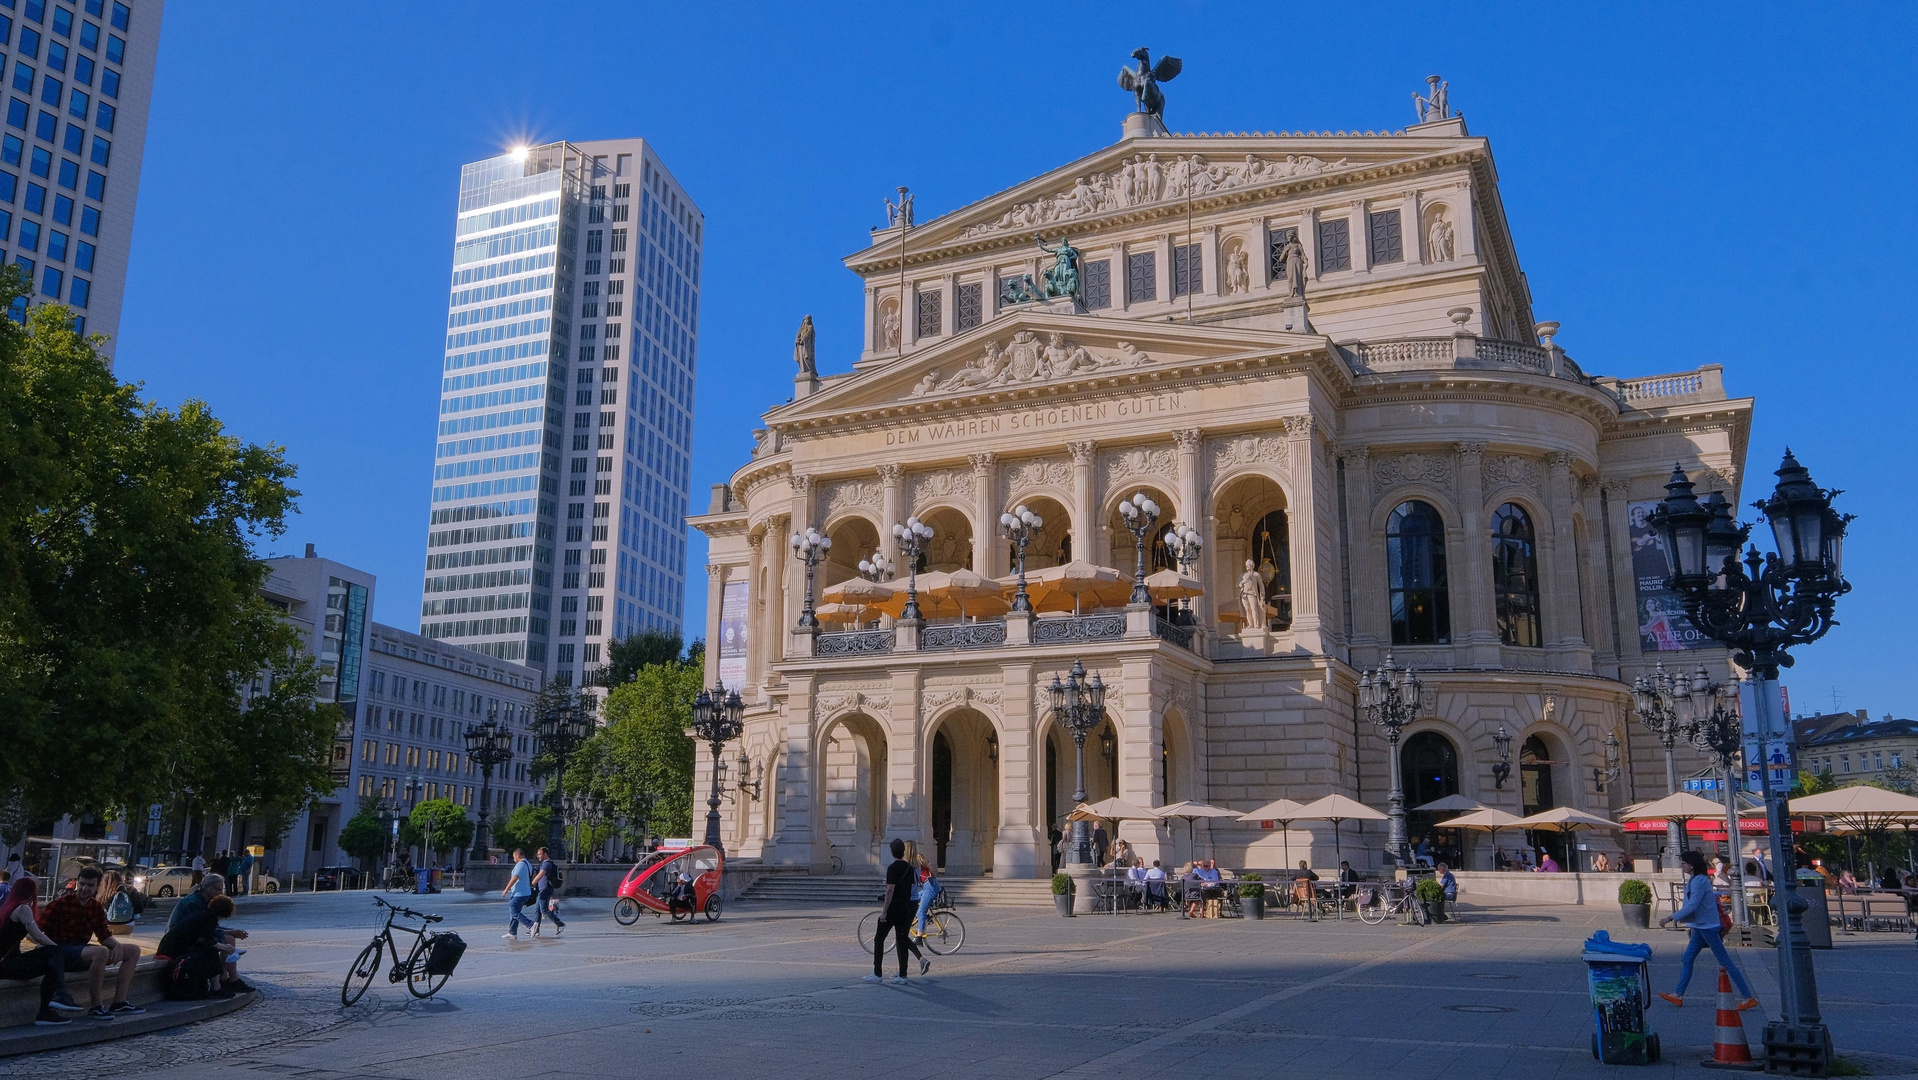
{"left": 737, "top": 875, "right": 1057, "bottom": 908}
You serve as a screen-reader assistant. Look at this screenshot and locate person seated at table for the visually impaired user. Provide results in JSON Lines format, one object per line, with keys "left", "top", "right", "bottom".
{"left": 1181, "top": 865, "right": 1207, "bottom": 918}
{"left": 1837, "top": 868, "right": 1860, "bottom": 894}
{"left": 1877, "top": 865, "right": 1903, "bottom": 892}
{"left": 1291, "top": 860, "right": 1319, "bottom": 904}
{"left": 1143, "top": 861, "right": 1169, "bottom": 910}
{"left": 1414, "top": 836, "right": 1433, "bottom": 865}
{"left": 1534, "top": 850, "right": 1561, "bottom": 873}
{"left": 1196, "top": 860, "right": 1222, "bottom": 886}
{"left": 1111, "top": 839, "right": 1134, "bottom": 868}
{"left": 1335, "top": 861, "right": 1358, "bottom": 899}
{"left": 1493, "top": 847, "right": 1510, "bottom": 871}
{"left": 1903, "top": 873, "right": 1918, "bottom": 918}
{"left": 1127, "top": 858, "right": 1147, "bottom": 884}
{"left": 1590, "top": 852, "right": 1612, "bottom": 873}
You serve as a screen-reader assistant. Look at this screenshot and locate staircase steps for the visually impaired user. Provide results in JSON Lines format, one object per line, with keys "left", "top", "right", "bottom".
{"left": 737, "top": 874, "right": 1056, "bottom": 908}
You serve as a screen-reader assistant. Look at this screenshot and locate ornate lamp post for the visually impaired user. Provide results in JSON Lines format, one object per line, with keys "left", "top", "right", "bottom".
{"left": 790, "top": 526, "right": 831, "bottom": 630}
{"left": 1491, "top": 725, "right": 1514, "bottom": 790}
{"left": 1116, "top": 491, "right": 1161, "bottom": 605}
{"left": 1162, "top": 523, "right": 1202, "bottom": 624}
{"left": 1358, "top": 653, "right": 1425, "bottom": 868}
{"left": 690, "top": 681, "right": 745, "bottom": 853}
{"left": 891, "top": 516, "right": 934, "bottom": 622}
{"left": 734, "top": 747, "right": 763, "bottom": 801}
{"left": 1674, "top": 666, "right": 1751, "bottom": 925}
{"left": 1650, "top": 451, "right": 1852, "bottom": 1067}
{"left": 1046, "top": 659, "right": 1108, "bottom": 871}
{"left": 857, "top": 550, "right": 894, "bottom": 582}
{"left": 1000, "top": 504, "right": 1044, "bottom": 615}
{"left": 1592, "top": 732, "right": 1622, "bottom": 793}
{"left": 535, "top": 691, "right": 593, "bottom": 857}
{"left": 464, "top": 706, "right": 515, "bottom": 859}
{"left": 1630, "top": 662, "right": 1692, "bottom": 861}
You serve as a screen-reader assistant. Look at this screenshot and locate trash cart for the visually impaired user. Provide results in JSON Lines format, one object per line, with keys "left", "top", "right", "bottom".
{"left": 416, "top": 867, "right": 433, "bottom": 895}
{"left": 1583, "top": 931, "right": 1661, "bottom": 1065}
{"left": 1793, "top": 871, "right": 1832, "bottom": 949}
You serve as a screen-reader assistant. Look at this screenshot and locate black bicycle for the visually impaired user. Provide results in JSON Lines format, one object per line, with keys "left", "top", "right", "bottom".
{"left": 341, "top": 897, "right": 463, "bottom": 1005}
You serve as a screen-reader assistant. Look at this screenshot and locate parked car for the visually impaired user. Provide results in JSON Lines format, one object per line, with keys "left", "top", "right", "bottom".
{"left": 311, "top": 865, "right": 361, "bottom": 890}
{"left": 236, "top": 872, "right": 281, "bottom": 895}
{"left": 132, "top": 865, "right": 197, "bottom": 898}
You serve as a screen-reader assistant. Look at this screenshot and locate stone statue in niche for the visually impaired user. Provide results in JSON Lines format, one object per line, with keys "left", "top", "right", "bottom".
{"left": 1275, "top": 233, "right": 1308, "bottom": 297}
{"left": 1237, "top": 559, "right": 1269, "bottom": 632}
{"left": 1037, "top": 236, "right": 1082, "bottom": 298}
{"left": 1225, "top": 244, "right": 1251, "bottom": 295}
{"left": 794, "top": 314, "right": 815, "bottom": 376}
{"left": 1426, "top": 212, "right": 1454, "bottom": 263}
{"left": 880, "top": 302, "right": 901, "bottom": 351}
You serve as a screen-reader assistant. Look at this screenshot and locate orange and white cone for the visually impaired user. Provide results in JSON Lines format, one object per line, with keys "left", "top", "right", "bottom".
{"left": 1700, "top": 967, "right": 1761, "bottom": 1070}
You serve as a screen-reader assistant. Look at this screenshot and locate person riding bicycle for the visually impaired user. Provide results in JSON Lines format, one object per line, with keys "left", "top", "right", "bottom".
{"left": 910, "top": 854, "right": 941, "bottom": 939}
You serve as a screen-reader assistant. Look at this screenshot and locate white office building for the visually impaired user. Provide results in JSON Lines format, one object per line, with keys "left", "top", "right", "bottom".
{"left": 0, "top": 0, "right": 159, "bottom": 355}
{"left": 421, "top": 138, "right": 700, "bottom": 685}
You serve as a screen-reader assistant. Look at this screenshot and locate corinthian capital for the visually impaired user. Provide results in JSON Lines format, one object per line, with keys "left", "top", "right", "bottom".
{"left": 968, "top": 452, "right": 998, "bottom": 475}
{"left": 792, "top": 474, "right": 815, "bottom": 498}
{"left": 1068, "top": 441, "right": 1097, "bottom": 465}
{"left": 1174, "top": 429, "right": 1203, "bottom": 453}
{"left": 1455, "top": 441, "right": 1485, "bottom": 461}
{"left": 876, "top": 463, "right": 903, "bottom": 483}
{"left": 1281, "top": 415, "right": 1315, "bottom": 438}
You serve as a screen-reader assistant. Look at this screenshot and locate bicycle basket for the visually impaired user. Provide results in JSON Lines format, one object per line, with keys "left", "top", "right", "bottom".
{"left": 422, "top": 932, "right": 467, "bottom": 976}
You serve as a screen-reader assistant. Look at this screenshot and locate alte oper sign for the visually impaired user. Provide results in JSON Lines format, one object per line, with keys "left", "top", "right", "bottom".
{"left": 883, "top": 390, "right": 1189, "bottom": 446}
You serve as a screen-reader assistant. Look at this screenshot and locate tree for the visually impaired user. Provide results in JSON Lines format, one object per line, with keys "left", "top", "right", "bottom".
{"left": 0, "top": 275, "right": 333, "bottom": 825}
{"left": 493, "top": 803, "right": 552, "bottom": 859}
{"left": 590, "top": 660, "right": 702, "bottom": 839}
{"left": 594, "top": 630, "right": 687, "bottom": 688}
{"left": 337, "top": 803, "right": 389, "bottom": 867}
{"left": 400, "top": 798, "right": 474, "bottom": 863}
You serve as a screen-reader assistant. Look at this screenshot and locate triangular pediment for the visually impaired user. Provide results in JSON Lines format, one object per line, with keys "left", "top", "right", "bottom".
{"left": 847, "top": 131, "right": 1485, "bottom": 270}
{"left": 768, "top": 312, "right": 1332, "bottom": 428}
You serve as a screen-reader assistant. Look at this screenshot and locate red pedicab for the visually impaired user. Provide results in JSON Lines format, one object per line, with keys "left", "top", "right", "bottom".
{"left": 612, "top": 845, "right": 724, "bottom": 926}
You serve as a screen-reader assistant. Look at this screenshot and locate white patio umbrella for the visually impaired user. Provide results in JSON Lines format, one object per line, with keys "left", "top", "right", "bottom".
{"left": 1156, "top": 800, "right": 1242, "bottom": 864}
{"left": 1433, "top": 807, "right": 1527, "bottom": 870}
{"left": 1239, "top": 797, "right": 1312, "bottom": 870}
{"left": 1291, "top": 794, "right": 1388, "bottom": 867}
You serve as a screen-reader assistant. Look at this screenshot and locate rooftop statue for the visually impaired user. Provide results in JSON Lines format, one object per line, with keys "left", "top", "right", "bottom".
{"left": 1037, "top": 236, "right": 1082, "bottom": 299}
{"left": 1118, "top": 47, "right": 1182, "bottom": 121}
{"left": 1413, "top": 75, "right": 1451, "bottom": 123}
{"left": 794, "top": 314, "right": 815, "bottom": 377}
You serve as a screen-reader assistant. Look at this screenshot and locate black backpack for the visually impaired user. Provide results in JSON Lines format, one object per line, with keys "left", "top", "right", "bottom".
{"left": 547, "top": 861, "right": 563, "bottom": 890}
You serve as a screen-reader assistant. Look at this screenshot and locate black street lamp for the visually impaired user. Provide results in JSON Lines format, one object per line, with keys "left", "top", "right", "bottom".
{"left": 562, "top": 790, "right": 606, "bottom": 863}
{"left": 464, "top": 704, "right": 515, "bottom": 859}
{"left": 1592, "top": 731, "right": 1622, "bottom": 794}
{"left": 1162, "top": 523, "right": 1203, "bottom": 624}
{"left": 1046, "top": 659, "right": 1107, "bottom": 870}
{"left": 1358, "top": 653, "right": 1425, "bottom": 868}
{"left": 690, "top": 681, "right": 745, "bottom": 853}
{"left": 535, "top": 691, "right": 593, "bottom": 857}
{"left": 1000, "top": 504, "right": 1043, "bottom": 615}
{"left": 891, "top": 516, "right": 934, "bottom": 622}
{"left": 1630, "top": 662, "right": 1693, "bottom": 860}
{"left": 790, "top": 526, "right": 831, "bottom": 630}
{"left": 1116, "top": 491, "right": 1161, "bottom": 605}
{"left": 1491, "top": 725, "right": 1513, "bottom": 790}
{"left": 1675, "top": 667, "right": 1750, "bottom": 926}
{"left": 1650, "top": 451, "right": 1852, "bottom": 1069}
{"left": 857, "top": 550, "right": 894, "bottom": 582}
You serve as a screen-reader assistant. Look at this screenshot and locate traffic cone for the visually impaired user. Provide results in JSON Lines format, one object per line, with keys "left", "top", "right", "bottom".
{"left": 1700, "top": 967, "right": 1761, "bottom": 1070}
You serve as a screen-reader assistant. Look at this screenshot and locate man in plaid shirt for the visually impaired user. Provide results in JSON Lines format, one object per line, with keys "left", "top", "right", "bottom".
{"left": 39, "top": 867, "right": 145, "bottom": 1019}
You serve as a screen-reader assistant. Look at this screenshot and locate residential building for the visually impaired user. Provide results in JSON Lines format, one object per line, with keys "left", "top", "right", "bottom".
{"left": 1801, "top": 713, "right": 1918, "bottom": 786}
{"left": 0, "top": 0, "right": 160, "bottom": 355}
{"left": 691, "top": 80, "right": 1754, "bottom": 876}
{"left": 422, "top": 138, "right": 700, "bottom": 687}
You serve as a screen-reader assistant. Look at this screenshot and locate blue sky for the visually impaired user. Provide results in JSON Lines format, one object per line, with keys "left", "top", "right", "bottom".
{"left": 116, "top": 3, "right": 1916, "bottom": 716}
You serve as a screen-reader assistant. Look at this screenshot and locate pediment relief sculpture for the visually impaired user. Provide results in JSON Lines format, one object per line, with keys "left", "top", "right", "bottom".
{"left": 1207, "top": 434, "right": 1289, "bottom": 480}
{"left": 910, "top": 468, "right": 969, "bottom": 505}
{"left": 958, "top": 152, "right": 1349, "bottom": 240}
{"left": 1006, "top": 456, "right": 1073, "bottom": 492}
{"left": 907, "top": 330, "right": 1152, "bottom": 398}
{"left": 1104, "top": 445, "right": 1177, "bottom": 486}
{"left": 1374, "top": 451, "right": 1454, "bottom": 493}
{"left": 1481, "top": 453, "right": 1542, "bottom": 493}
{"left": 821, "top": 478, "right": 883, "bottom": 518}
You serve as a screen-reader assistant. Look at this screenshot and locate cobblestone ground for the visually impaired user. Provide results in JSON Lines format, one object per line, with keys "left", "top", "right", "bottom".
{"left": 5, "top": 891, "right": 1913, "bottom": 1079}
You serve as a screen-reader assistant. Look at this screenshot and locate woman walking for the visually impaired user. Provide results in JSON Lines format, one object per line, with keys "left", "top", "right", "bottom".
{"left": 910, "top": 853, "right": 941, "bottom": 940}
{"left": 1658, "top": 850, "right": 1759, "bottom": 1010}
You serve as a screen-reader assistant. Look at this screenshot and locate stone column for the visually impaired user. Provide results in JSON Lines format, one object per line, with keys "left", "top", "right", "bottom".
{"left": 786, "top": 476, "right": 814, "bottom": 655}
{"left": 1351, "top": 199, "right": 1371, "bottom": 275}
{"left": 703, "top": 562, "right": 725, "bottom": 686}
{"left": 941, "top": 272, "right": 957, "bottom": 338}
{"left": 1284, "top": 415, "right": 1324, "bottom": 652}
{"left": 1600, "top": 477, "right": 1643, "bottom": 668}
{"left": 1455, "top": 442, "right": 1499, "bottom": 664}
{"left": 1202, "top": 224, "right": 1220, "bottom": 298}
{"left": 1403, "top": 191, "right": 1425, "bottom": 265}
{"left": 744, "top": 532, "right": 765, "bottom": 685}
{"left": 1255, "top": 217, "right": 1273, "bottom": 289}
{"left": 1155, "top": 233, "right": 1173, "bottom": 306}
{"left": 862, "top": 286, "right": 875, "bottom": 354}
{"left": 1069, "top": 440, "right": 1097, "bottom": 566}
{"left": 995, "top": 661, "right": 1043, "bottom": 878}
{"left": 1339, "top": 446, "right": 1380, "bottom": 653}
{"left": 1545, "top": 453, "right": 1590, "bottom": 661}
{"left": 774, "top": 674, "right": 816, "bottom": 866}
{"left": 878, "top": 463, "right": 903, "bottom": 544}
{"left": 1301, "top": 207, "right": 1322, "bottom": 280}
{"left": 970, "top": 452, "right": 999, "bottom": 576}
{"left": 1453, "top": 183, "right": 1478, "bottom": 262}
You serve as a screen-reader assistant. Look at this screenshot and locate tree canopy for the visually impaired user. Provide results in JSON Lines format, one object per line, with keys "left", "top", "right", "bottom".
{"left": 401, "top": 798, "right": 474, "bottom": 862}
{"left": 0, "top": 276, "right": 334, "bottom": 826}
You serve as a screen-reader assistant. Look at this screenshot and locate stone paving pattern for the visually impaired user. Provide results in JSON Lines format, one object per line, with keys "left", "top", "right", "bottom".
{"left": 3, "top": 891, "right": 1912, "bottom": 1079}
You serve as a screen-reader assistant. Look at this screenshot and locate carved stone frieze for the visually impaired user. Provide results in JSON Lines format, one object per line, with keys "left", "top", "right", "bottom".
{"left": 815, "top": 689, "right": 892, "bottom": 720}
{"left": 910, "top": 469, "right": 970, "bottom": 506}
{"left": 958, "top": 152, "right": 1349, "bottom": 239}
{"left": 923, "top": 685, "right": 1004, "bottom": 713}
{"left": 1373, "top": 452, "right": 1455, "bottom": 493}
{"left": 1103, "top": 445, "right": 1178, "bottom": 488}
{"left": 1207, "top": 433, "right": 1289, "bottom": 480}
{"left": 907, "top": 330, "right": 1151, "bottom": 398}
{"left": 1481, "top": 453, "right": 1543, "bottom": 494}
{"left": 1005, "top": 456, "right": 1073, "bottom": 493}
{"left": 820, "top": 478, "right": 883, "bottom": 519}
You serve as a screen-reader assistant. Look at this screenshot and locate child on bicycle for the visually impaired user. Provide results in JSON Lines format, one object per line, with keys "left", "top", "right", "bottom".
{"left": 911, "top": 854, "right": 941, "bottom": 938}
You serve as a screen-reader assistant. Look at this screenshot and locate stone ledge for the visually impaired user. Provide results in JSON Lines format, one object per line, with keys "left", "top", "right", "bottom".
{"left": 0, "top": 990, "right": 256, "bottom": 1058}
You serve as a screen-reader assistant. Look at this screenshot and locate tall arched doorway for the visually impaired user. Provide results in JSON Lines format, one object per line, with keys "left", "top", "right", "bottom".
{"left": 926, "top": 709, "right": 1000, "bottom": 874}
{"left": 818, "top": 714, "right": 888, "bottom": 871}
{"left": 1213, "top": 475, "right": 1291, "bottom": 632}
{"left": 1520, "top": 734, "right": 1567, "bottom": 868}
{"left": 1402, "top": 731, "right": 1461, "bottom": 867}
{"left": 917, "top": 506, "right": 973, "bottom": 573}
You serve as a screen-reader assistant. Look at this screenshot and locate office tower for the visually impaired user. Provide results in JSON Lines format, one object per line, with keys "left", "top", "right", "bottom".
{"left": 422, "top": 139, "right": 700, "bottom": 686}
{"left": 0, "top": 0, "right": 159, "bottom": 355}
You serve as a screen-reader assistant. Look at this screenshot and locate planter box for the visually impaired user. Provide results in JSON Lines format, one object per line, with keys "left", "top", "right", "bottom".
{"left": 1054, "top": 894, "right": 1073, "bottom": 917}
{"left": 1244, "top": 895, "right": 1265, "bottom": 920}
{"left": 1620, "top": 902, "right": 1652, "bottom": 929}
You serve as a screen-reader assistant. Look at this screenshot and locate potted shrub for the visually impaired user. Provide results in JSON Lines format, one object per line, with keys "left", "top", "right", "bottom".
{"left": 1052, "top": 872, "right": 1074, "bottom": 917}
{"left": 1238, "top": 874, "right": 1266, "bottom": 920}
{"left": 1413, "top": 875, "right": 1447, "bottom": 923}
{"left": 1618, "top": 879, "right": 1653, "bottom": 929}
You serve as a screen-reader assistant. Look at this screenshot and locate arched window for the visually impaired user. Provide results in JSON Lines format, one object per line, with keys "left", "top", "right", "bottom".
{"left": 1251, "top": 510, "right": 1292, "bottom": 631}
{"left": 1491, "top": 503, "right": 1541, "bottom": 647}
{"left": 1387, "top": 501, "right": 1450, "bottom": 644}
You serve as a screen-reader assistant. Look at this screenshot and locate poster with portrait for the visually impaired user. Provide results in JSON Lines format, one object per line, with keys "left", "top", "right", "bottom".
{"left": 718, "top": 581, "right": 749, "bottom": 689}
{"left": 1627, "top": 500, "right": 1706, "bottom": 652}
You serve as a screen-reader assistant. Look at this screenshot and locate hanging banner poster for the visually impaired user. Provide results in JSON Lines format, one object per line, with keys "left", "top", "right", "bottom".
{"left": 718, "top": 580, "right": 749, "bottom": 690}
{"left": 1627, "top": 500, "right": 1707, "bottom": 652}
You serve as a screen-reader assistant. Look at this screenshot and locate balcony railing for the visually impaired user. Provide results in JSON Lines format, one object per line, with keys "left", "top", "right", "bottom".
{"left": 922, "top": 620, "right": 1008, "bottom": 651}
{"left": 816, "top": 628, "right": 896, "bottom": 656}
{"left": 1032, "top": 612, "right": 1127, "bottom": 645}
{"left": 1153, "top": 617, "right": 1196, "bottom": 651}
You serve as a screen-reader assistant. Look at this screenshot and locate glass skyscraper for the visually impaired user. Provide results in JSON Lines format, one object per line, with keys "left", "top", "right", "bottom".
{"left": 421, "top": 139, "right": 700, "bottom": 686}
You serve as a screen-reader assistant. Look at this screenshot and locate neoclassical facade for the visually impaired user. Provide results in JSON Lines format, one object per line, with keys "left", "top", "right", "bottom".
{"left": 692, "top": 98, "right": 1750, "bottom": 877}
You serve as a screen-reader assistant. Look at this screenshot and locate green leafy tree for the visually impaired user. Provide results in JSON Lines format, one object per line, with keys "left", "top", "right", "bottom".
{"left": 400, "top": 798, "right": 474, "bottom": 863}
{"left": 590, "top": 660, "right": 702, "bottom": 838}
{"left": 0, "top": 276, "right": 333, "bottom": 824}
{"left": 1791, "top": 769, "right": 1838, "bottom": 798}
{"left": 337, "top": 802, "right": 390, "bottom": 867}
{"left": 594, "top": 631, "right": 686, "bottom": 688}
{"left": 492, "top": 803, "right": 552, "bottom": 859}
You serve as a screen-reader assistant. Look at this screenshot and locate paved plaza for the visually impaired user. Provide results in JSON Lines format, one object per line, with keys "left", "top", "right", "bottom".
{"left": 4, "top": 891, "right": 1914, "bottom": 1079}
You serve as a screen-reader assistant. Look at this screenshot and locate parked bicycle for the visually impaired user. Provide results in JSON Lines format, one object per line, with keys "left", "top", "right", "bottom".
{"left": 341, "top": 897, "right": 466, "bottom": 1005}
{"left": 856, "top": 891, "right": 965, "bottom": 955}
{"left": 1358, "top": 880, "right": 1429, "bottom": 926}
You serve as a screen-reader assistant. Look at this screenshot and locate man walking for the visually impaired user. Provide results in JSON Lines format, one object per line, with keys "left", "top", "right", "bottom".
{"left": 863, "top": 839, "right": 927, "bottom": 984}
{"left": 501, "top": 849, "right": 534, "bottom": 940}
{"left": 530, "top": 847, "right": 566, "bottom": 936}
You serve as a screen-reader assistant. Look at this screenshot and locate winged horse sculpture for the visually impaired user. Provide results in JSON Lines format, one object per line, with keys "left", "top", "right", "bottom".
{"left": 1118, "top": 47, "right": 1183, "bottom": 121}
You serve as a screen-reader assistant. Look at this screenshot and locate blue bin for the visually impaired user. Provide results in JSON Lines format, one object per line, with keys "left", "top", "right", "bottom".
{"left": 1583, "top": 949, "right": 1661, "bottom": 1065}
{"left": 416, "top": 867, "right": 432, "bottom": 895}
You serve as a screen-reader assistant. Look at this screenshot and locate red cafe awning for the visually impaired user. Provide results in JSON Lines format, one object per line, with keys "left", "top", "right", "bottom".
{"left": 1623, "top": 817, "right": 1821, "bottom": 835}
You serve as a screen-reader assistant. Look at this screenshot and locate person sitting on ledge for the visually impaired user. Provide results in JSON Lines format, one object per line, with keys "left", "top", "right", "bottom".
{"left": 39, "top": 866, "right": 146, "bottom": 1019}
{"left": 1534, "top": 849, "right": 1561, "bottom": 873}
{"left": 157, "top": 894, "right": 239, "bottom": 1000}
{"left": 165, "top": 874, "right": 252, "bottom": 993}
{"left": 0, "top": 876, "right": 84, "bottom": 1024}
